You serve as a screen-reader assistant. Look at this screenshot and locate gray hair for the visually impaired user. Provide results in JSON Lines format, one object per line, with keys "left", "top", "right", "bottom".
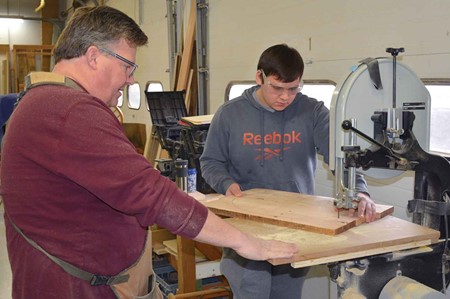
{"left": 53, "top": 6, "right": 148, "bottom": 63}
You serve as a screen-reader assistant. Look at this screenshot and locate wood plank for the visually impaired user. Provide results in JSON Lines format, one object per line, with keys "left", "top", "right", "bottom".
{"left": 151, "top": 228, "right": 175, "bottom": 249}
{"left": 184, "top": 69, "right": 194, "bottom": 112}
{"left": 168, "top": 287, "right": 232, "bottom": 299}
{"left": 171, "top": 54, "right": 181, "bottom": 91}
{"left": 186, "top": 46, "right": 198, "bottom": 116}
{"left": 188, "top": 191, "right": 206, "bottom": 201}
{"left": 176, "top": 236, "right": 197, "bottom": 293}
{"left": 203, "top": 188, "right": 393, "bottom": 235}
{"left": 163, "top": 239, "right": 207, "bottom": 263}
{"left": 175, "top": 0, "right": 196, "bottom": 92}
{"left": 180, "top": 114, "right": 214, "bottom": 126}
{"left": 0, "top": 45, "right": 10, "bottom": 93}
{"left": 40, "top": 0, "right": 58, "bottom": 46}
{"left": 290, "top": 240, "right": 433, "bottom": 268}
{"left": 122, "top": 123, "right": 147, "bottom": 154}
{"left": 194, "top": 242, "right": 222, "bottom": 261}
{"left": 224, "top": 216, "right": 440, "bottom": 267}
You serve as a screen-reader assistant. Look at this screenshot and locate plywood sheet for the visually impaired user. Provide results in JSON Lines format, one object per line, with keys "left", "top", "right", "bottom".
{"left": 225, "top": 216, "right": 440, "bottom": 267}
{"left": 202, "top": 188, "right": 393, "bottom": 235}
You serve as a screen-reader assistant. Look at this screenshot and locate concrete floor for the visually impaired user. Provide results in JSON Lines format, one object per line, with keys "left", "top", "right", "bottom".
{"left": 0, "top": 199, "right": 13, "bottom": 299}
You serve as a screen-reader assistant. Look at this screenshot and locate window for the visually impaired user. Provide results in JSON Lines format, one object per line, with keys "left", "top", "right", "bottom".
{"left": 145, "top": 81, "right": 164, "bottom": 111}
{"left": 225, "top": 81, "right": 256, "bottom": 102}
{"left": 126, "top": 82, "right": 141, "bottom": 110}
{"left": 117, "top": 90, "right": 124, "bottom": 107}
{"left": 300, "top": 81, "right": 335, "bottom": 109}
{"left": 423, "top": 80, "right": 450, "bottom": 156}
{"left": 145, "top": 81, "right": 163, "bottom": 92}
{"left": 225, "top": 80, "right": 336, "bottom": 108}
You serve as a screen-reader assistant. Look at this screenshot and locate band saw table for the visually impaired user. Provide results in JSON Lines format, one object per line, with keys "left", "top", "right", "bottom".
{"left": 193, "top": 188, "right": 440, "bottom": 268}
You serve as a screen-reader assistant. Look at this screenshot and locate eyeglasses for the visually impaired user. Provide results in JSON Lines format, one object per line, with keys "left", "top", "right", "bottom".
{"left": 100, "top": 48, "right": 138, "bottom": 78}
{"left": 260, "top": 69, "right": 302, "bottom": 95}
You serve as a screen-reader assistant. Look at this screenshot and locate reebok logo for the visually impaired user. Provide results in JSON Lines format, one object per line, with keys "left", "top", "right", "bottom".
{"left": 243, "top": 131, "right": 302, "bottom": 145}
{"left": 242, "top": 131, "right": 302, "bottom": 161}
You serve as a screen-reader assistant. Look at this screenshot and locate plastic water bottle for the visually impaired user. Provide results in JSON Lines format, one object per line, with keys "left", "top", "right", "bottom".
{"left": 188, "top": 168, "right": 197, "bottom": 193}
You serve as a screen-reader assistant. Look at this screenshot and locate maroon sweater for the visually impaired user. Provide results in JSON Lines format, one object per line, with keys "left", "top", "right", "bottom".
{"left": 0, "top": 84, "right": 208, "bottom": 299}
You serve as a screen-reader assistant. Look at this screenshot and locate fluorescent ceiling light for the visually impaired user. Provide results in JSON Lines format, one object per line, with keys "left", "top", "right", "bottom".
{"left": 0, "top": 17, "right": 24, "bottom": 27}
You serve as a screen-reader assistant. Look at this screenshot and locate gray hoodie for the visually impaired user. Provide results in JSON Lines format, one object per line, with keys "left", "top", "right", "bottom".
{"left": 200, "top": 85, "right": 368, "bottom": 195}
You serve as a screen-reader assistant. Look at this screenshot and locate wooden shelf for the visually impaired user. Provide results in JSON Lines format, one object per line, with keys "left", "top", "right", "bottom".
{"left": 151, "top": 226, "right": 231, "bottom": 298}
{"left": 12, "top": 45, "right": 54, "bottom": 92}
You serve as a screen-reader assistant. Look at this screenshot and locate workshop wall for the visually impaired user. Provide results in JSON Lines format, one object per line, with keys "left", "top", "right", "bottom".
{"left": 98, "top": 0, "right": 170, "bottom": 131}
{"left": 208, "top": 0, "right": 450, "bottom": 113}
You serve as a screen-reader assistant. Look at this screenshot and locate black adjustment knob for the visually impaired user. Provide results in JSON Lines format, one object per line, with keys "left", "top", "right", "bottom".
{"left": 386, "top": 47, "right": 405, "bottom": 57}
{"left": 342, "top": 120, "right": 353, "bottom": 131}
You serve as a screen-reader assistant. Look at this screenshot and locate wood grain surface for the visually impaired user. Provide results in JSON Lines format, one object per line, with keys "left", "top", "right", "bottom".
{"left": 202, "top": 188, "right": 394, "bottom": 235}
{"left": 225, "top": 216, "right": 440, "bottom": 267}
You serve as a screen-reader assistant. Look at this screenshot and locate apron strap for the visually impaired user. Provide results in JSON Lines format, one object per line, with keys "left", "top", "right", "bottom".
{"left": 5, "top": 211, "right": 129, "bottom": 286}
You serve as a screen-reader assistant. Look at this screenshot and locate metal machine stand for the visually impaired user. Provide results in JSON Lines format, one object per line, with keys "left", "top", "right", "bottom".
{"left": 329, "top": 48, "right": 450, "bottom": 298}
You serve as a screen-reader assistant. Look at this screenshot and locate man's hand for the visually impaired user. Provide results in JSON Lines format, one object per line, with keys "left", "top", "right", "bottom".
{"left": 348, "top": 193, "right": 377, "bottom": 222}
{"left": 226, "top": 183, "right": 242, "bottom": 197}
{"left": 233, "top": 233, "right": 298, "bottom": 261}
{"left": 194, "top": 210, "right": 297, "bottom": 261}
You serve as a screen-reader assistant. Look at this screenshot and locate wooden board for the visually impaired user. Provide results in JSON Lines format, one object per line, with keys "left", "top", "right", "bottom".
{"left": 202, "top": 188, "right": 393, "bottom": 235}
{"left": 184, "top": 69, "right": 194, "bottom": 112}
{"left": 225, "top": 216, "right": 440, "bottom": 267}
{"left": 180, "top": 114, "right": 214, "bottom": 126}
{"left": 163, "top": 239, "right": 207, "bottom": 263}
{"left": 175, "top": 0, "right": 196, "bottom": 92}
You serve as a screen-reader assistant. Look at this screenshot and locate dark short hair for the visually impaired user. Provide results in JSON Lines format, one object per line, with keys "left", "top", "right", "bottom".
{"left": 257, "top": 44, "right": 304, "bottom": 82}
{"left": 53, "top": 6, "right": 148, "bottom": 63}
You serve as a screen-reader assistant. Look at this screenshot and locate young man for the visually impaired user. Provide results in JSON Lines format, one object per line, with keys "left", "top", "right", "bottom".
{"left": 0, "top": 8, "right": 297, "bottom": 299}
{"left": 200, "top": 44, "right": 376, "bottom": 298}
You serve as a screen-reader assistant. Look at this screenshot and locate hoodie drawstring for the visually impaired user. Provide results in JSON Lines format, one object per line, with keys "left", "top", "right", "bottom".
{"left": 260, "top": 109, "right": 265, "bottom": 167}
{"left": 260, "top": 109, "right": 285, "bottom": 165}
